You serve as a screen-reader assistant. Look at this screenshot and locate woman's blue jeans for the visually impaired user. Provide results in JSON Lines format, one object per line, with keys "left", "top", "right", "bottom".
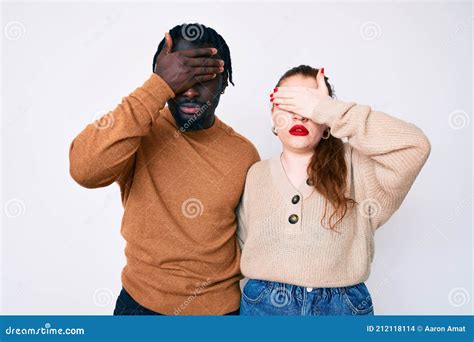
{"left": 240, "top": 279, "right": 374, "bottom": 316}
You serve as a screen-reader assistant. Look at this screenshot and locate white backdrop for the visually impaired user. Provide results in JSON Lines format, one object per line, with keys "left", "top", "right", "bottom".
{"left": 1, "top": 1, "right": 472, "bottom": 315}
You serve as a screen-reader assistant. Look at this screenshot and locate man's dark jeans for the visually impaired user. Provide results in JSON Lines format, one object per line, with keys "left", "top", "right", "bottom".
{"left": 113, "top": 287, "right": 240, "bottom": 316}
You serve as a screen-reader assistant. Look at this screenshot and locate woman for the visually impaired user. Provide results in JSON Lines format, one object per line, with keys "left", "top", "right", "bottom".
{"left": 237, "top": 65, "right": 431, "bottom": 315}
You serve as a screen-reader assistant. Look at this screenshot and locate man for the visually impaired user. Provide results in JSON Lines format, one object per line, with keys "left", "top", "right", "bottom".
{"left": 69, "top": 23, "right": 260, "bottom": 315}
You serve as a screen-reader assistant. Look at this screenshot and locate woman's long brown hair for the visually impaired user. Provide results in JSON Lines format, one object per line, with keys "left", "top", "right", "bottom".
{"left": 276, "top": 65, "right": 357, "bottom": 231}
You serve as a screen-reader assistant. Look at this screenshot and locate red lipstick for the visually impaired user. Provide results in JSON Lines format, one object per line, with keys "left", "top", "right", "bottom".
{"left": 289, "top": 125, "right": 309, "bottom": 136}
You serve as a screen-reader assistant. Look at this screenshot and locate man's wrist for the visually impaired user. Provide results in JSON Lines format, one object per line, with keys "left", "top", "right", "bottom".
{"left": 130, "top": 74, "right": 176, "bottom": 122}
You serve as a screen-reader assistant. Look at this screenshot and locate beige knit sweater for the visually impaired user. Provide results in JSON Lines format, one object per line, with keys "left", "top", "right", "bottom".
{"left": 237, "top": 97, "right": 431, "bottom": 287}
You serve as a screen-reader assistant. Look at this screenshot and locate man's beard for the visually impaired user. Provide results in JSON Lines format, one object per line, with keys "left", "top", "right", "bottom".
{"left": 169, "top": 99, "right": 214, "bottom": 132}
{"left": 172, "top": 111, "right": 209, "bottom": 131}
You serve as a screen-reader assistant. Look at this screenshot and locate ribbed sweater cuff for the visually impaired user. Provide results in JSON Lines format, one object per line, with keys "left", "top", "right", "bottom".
{"left": 130, "top": 73, "right": 175, "bottom": 122}
{"left": 310, "top": 97, "right": 356, "bottom": 128}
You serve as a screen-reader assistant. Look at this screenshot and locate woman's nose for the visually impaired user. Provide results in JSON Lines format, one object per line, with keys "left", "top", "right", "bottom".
{"left": 292, "top": 113, "right": 308, "bottom": 122}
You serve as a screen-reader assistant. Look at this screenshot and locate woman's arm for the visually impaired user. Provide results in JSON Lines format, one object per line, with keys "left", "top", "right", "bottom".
{"left": 69, "top": 74, "right": 174, "bottom": 189}
{"left": 236, "top": 171, "right": 254, "bottom": 249}
{"left": 312, "top": 97, "right": 431, "bottom": 230}
{"left": 236, "top": 199, "right": 247, "bottom": 249}
{"left": 272, "top": 69, "right": 431, "bottom": 231}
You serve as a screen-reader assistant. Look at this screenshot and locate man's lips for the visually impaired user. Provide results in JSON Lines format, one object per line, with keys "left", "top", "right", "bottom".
{"left": 289, "top": 125, "right": 309, "bottom": 136}
{"left": 178, "top": 103, "right": 202, "bottom": 115}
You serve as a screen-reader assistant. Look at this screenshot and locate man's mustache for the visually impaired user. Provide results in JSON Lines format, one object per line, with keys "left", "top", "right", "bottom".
{"left": 175, "top": 98, "right": 205, "bottom": 106}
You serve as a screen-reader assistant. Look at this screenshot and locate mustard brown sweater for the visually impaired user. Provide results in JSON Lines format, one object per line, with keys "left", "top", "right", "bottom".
{"left": 69, "top": 74, "right": 260, "bottom": 314}
{"left": 237, "top": 97, "right": 431, "bottom": 287}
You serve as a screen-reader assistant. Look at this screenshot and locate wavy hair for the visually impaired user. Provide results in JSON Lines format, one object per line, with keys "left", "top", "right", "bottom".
{"left": 275, "top": 65, "right": 357, "bottom": 231}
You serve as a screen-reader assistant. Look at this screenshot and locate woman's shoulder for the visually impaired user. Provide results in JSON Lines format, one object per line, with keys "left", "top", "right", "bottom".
{"left": 245, "top": 157, "right": 275, "bottom": 185}
{"left": 247, "top": 158, "right": 271, "bottom": 177}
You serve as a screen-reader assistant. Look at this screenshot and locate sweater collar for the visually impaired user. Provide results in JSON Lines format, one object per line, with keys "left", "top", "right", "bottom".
{"left": 269, "top": 153, "right": 315, "bottom": 201}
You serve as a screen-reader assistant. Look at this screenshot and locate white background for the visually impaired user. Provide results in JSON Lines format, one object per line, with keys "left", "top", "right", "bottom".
{"left": 1, "top": 1, "right": 472, "bottom": 315}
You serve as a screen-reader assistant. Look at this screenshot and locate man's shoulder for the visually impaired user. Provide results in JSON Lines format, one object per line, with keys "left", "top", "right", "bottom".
{"left": 217, "top": 119, "right": 260, "bottom": 160}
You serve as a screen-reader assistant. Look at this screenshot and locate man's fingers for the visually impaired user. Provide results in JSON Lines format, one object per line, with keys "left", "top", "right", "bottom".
{"left": 181, "top": 47, "right": 218, "bottom": 58}
{"left": 164, "top": 32, "right": 173, "bottom": 54}
{"left": 187, "top": 57, "right": 224, "bottom": 67}
{"left": 194, "top": 66, "right": 224, "bottom": 75}
{"left": 194, "top": 74, "right": 217, "bottom": 82}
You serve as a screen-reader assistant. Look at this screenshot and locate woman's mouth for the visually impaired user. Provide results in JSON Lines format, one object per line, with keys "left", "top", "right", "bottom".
{"left": 289, "top": 125, "right": 309, "bottom": 136}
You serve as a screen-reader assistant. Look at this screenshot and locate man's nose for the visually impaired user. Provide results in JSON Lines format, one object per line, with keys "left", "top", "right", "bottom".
{"left": 182, "top": 87, "right": 199, "bottom": 99}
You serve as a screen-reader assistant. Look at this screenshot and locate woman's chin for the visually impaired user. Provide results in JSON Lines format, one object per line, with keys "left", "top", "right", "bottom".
{"left": 281, "top": 138, "right": 318, "bottom": 151}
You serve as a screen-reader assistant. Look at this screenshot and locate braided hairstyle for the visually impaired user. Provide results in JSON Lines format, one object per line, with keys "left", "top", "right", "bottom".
{"left": 152, "top": 23, "right": 234, "bottom": 87}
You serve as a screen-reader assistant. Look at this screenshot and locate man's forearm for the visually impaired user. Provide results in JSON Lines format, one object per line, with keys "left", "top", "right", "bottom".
{"left": 69, "top": 73, "right": 175, "bottom": 189}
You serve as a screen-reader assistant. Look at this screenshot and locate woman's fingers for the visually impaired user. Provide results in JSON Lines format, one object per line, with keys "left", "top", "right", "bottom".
{"left": 271, "top": 97, "right": 295, "bottom": 105}
{"left": 316, "top": 68, "right": 329, "bottom": 94}
{"left": 276, "top": 86, "right": 309, "bottom": 92}
{"left": 271, "top": 89, "right": 301, "bottom": 100}
{"left": 273, "top": 87, "right": 307, "bottom": 97}
{"left": 275, "top": 104, "right": 296, "bottom": 112}
{"left": 272, "top": 87, "right": 316, "bottom": 101}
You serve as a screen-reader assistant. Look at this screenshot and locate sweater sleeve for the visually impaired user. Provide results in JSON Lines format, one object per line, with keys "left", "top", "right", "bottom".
{"left": 236, "top": 200, "right": 247, "bottom": 249}
{"left": 69, "top": 73, "right": 175, "bottom": 189}
{"left": 236, "top": 171, "right": 253, "bottom": 249}
{"left": 310, "top": 97, "right": 431, "bottom": 231}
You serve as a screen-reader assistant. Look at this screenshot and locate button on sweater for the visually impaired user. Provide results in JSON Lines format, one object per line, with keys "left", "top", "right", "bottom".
{"left": 237, "top": 97, "right": 431, "bottom": 287}
{"left": 69, "top": 73, "right": 260, "bottom": 315}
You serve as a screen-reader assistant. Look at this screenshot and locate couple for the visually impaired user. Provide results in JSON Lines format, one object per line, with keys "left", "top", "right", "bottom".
{"left": 69, "top": 23, "right": 431, "bottom": 316}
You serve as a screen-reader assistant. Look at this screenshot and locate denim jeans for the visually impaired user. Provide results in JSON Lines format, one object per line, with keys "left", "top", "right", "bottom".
{"left": 113, "top": 287, "right": 240, "bottom": 315}
{"left": 240, "top": 279, "right": 374, "bottom": 316}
